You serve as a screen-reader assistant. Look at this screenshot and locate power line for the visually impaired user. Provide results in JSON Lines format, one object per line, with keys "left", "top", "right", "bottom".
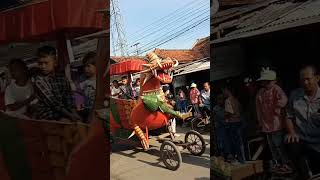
{"left": 112, "top": 0, "right": 209, "bottom": 55}
{"left": 138, "top": 17, "right": 209, "bottom": 55}
{"left": 112, "top": 0, "right": 208, "bottom": 54}
{"left": 130, "top": 43, "right": 141, "bottom": 56}
{"left": 137, "top": 10, "right": 209, "bottom": 49}
{"left": 131, "top": 11, "right": 209, "bottom": 54}
{"left": 126, "top": 0, "right": 206, "bottom": 40}
{"left": 137, "top": 17, "right": 209, "bottom": 55}
{"left": 126, "top": 2, "right": 208, "bottom": 47}
{"left": 160, "top": 22, "right": 209, "bottom": 48}
{"left": 113, "top": 5, "right": 209, "bottom": 54}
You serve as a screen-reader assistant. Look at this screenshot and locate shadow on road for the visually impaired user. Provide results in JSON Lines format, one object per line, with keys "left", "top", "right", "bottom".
{"left": 113, "top": 145, "right": 210, "bottom": 170}
{"left": 111, "top": 126, "right": 211, "bottom": 171}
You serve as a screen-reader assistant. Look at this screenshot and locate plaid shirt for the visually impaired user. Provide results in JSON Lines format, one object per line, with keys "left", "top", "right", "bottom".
{"left": 33, "top": 73, "right": 74, "bottom": 120}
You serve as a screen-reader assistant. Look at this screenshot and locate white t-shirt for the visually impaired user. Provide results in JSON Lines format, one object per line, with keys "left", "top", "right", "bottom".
{"left": 5, "top": 80, "right": 34, "bottom": 115}
{"left": 80, "top": 79, "right": 96, "bottom": 109}
{"left": 111, "top": 87, "right": 121, "bottom": 97}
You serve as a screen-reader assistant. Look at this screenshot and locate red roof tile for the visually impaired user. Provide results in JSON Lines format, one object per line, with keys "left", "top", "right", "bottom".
{"left": 153, "top": 49, "right": 198, "bottom": 62}
{"left": 192, "top": 37, "right": 210, "bottom": 58}
{"left": 111, "top": 37, "right": 209, "bottom": 64}
{"left": 111, "top": 56, "right": 146, "bottom": 63}
{"left": 153, "top": 37, "right": 209, "bottom": 63}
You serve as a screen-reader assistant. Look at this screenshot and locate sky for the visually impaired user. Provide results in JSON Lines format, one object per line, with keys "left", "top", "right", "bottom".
{"left": 111, "top": 0, "right": 210, "bottom": 56}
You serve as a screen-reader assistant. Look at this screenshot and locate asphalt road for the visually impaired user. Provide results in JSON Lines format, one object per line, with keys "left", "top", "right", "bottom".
{"left": 110, "top": 126, "right": 210, "bottom": 180}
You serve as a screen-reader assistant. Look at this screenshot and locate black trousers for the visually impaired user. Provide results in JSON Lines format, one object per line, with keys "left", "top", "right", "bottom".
{"left": 287, "top": 142, "right": 320, "bottom": 179}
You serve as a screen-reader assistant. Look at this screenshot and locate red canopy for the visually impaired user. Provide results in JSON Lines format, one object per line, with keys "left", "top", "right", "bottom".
{"left": 0, "top": 0, "right": 107, "bottom": 44}
{"left": 110, "top": 60, "right": 146, "bottom": 75}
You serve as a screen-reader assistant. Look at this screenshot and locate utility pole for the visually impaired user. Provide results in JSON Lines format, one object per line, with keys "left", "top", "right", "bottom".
{"left": 131, "top": 42, "right": 140, "bottom": 56}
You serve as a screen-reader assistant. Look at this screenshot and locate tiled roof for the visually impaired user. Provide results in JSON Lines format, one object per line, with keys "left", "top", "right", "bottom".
{"left": 211, "top": 0, "right": 278, "bottom": 26}
{"left": 192, "top": 37, "right": 210, "bottom": 58}
{"left": 212, "top": 0, "right": 320, "bottom": 43}
{"left": 111, "top": 37, "right": 209, "bottom": 63}
{"left": 153, "top": 36, "right": 209, "bottom": 63}
{"left": 154, "top": 49, "right": 199, "bottom": 62}
{"left": 111, "top": 56, "right": 146, "bottom": 63}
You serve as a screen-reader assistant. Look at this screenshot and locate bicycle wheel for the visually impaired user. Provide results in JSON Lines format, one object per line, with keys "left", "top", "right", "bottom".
{"left": 191, "top": 117, "right": 206, "bottom": 133}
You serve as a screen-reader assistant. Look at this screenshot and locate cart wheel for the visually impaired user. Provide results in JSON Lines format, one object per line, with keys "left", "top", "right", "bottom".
{"left": 191, "top": 117, "right": 206, "bottom": 133}
{"left": 160, "top": 141, "right": 182, "bottom": 171}
{"left": 185, "top": 130, "right": 206, "bottom": 156}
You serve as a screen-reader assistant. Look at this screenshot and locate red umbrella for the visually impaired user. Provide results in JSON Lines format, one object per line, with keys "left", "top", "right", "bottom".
{"left": 110, "top": 59, "right": 147, "bottom": 75}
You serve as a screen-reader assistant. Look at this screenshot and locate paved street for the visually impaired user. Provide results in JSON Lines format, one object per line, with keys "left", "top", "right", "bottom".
{"left": 110, "top": 126, "right": 210, "bottom": 180}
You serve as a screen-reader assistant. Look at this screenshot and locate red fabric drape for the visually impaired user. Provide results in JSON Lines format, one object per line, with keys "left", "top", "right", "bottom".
{"left": 110, "top": 60, "right": 146, "bottom": 75}
{"left": 66, "top": 120, "right": 108, "bottom": 180}
{"left": 0, "top": 0, "right": 107, "bottom": 44}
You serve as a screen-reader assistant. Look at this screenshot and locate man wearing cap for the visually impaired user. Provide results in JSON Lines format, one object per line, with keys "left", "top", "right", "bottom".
{"left": 189, "top": 83, "right": 201, "bottom": 116}
{"left": 255, "top": 67, "right": 292, "bottom": 173}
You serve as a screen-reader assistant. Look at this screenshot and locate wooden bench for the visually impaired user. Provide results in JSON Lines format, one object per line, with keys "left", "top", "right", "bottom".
{"left": 212, "top": 158, "right": 264, "bottom": 180}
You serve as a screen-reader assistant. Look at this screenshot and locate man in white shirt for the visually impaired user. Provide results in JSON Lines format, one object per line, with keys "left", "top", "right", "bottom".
{"left": 111, "top": 80, "right": 121, "bottom": 98}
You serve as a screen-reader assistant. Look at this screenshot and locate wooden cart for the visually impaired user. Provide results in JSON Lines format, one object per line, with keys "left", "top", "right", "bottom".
{"left": 0, "top": 1, "right": 108, "bottom": 180}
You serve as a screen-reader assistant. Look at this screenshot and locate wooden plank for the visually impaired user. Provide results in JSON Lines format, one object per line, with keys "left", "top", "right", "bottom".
{"left": 231, "top": 161, "right": 263, "bottom": 180}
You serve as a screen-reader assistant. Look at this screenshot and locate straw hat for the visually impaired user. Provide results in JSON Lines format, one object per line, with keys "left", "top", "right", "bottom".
{"left": 190, "top": 83, "right": 197, "bottom": 88}
{"left": 257, "top": 67, "right": 276, "bottom": 81}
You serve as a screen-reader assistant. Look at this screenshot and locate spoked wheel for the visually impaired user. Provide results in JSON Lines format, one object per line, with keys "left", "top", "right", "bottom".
{"left": 160, "top": 141, "right": 182, "bottom": 171}
{"left": 185, "top": 130, "right": 206, "bottom": 156}
{"left": 191, "top": 117, "right": 207, "bottom": 133}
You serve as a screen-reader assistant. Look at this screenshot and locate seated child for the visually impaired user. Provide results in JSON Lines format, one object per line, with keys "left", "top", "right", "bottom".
{"left": 5, "top": 59, "right": 36, "bottom": 118}
{"left": 79, "top": 52, "right": 97, "bottom": 122}
{"left": 33, "top": 46, "right": 81, "bottom": 121}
